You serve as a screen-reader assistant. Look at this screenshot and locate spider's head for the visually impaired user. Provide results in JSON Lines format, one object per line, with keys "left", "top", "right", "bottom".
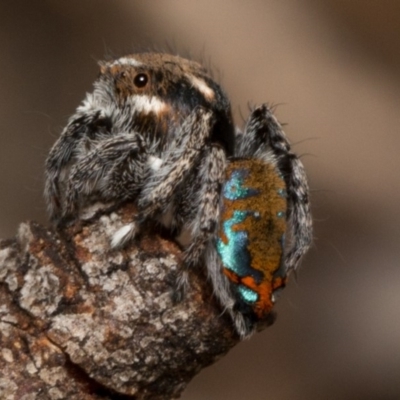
{"left": 94, "top": 53, "right": 235, "bottom": 154}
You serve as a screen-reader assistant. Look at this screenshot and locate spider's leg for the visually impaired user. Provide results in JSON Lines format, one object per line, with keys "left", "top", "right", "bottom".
{"left": 137, "top": 107, "right": 213, "bottom": 220}
{"left": 174, "top": 144, "right": 226, "bottom": 298}
{"left": 235, "top": 106, "right": 276, "bottom": 160}
{"left": 63, "top": 134, "right": 148, "bottom": 221}
{"left": 45, "top": 135, "right": 80, "bottom": 220}
{"left": 184, "top": 145, "right": 226, "bottom": 266}
{"left": 240, "top": 105, "right": 312, "bottom": 272}
{"left": 44, "top": 109, "right": 112, "bottom": 221}
{"left": 109, "top": 108, "right": 214, "bottom": 248}
{"left": 168, "top": 169, "right": 202, "bottom": 237}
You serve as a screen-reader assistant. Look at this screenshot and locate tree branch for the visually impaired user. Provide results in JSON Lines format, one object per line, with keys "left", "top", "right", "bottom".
{"left": 0, "top": 203, "right": 251, "bottom": 399}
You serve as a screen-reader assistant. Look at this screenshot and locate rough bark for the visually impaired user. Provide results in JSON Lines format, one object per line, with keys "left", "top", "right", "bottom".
{"left": 0, "top": 203, "right": 244, "bottom": 399}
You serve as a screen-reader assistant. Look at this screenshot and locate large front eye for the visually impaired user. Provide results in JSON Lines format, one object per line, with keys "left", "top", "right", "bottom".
{"left": 133, "top": 73, "right": 149, "bottom": 88}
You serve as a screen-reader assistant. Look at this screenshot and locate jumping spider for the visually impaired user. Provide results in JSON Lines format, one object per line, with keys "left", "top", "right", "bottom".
{"left": 45, "top": 52, "right": 312, "bottom": 337}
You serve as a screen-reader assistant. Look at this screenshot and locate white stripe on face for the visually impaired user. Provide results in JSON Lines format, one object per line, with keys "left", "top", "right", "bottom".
{"left": 111, "top": 57, "right": 143, "bottom": 67}
{"left": 186, "top": 74, "right": 215, "bottom": 101}
{"left": 131, "top": 95, "right": 168, "bottom": 114}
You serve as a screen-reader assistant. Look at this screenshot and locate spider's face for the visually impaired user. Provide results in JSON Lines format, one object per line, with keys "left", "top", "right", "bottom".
{"left": 96, "top": 53, "right": 235, "bottom": 154}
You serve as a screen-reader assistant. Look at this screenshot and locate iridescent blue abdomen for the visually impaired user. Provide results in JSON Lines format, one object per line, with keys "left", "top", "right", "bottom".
{"left": 216, "top": 159, "right": 287, "bottom": 322}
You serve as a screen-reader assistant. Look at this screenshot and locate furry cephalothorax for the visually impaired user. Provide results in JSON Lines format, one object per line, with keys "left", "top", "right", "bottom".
{"left": 45, "top": 52, "right": 312, "bottom": 337}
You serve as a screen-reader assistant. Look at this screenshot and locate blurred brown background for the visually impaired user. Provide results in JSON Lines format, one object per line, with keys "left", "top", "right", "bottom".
{"left": 1, "top": 1, "right": 400, "bottom": 399}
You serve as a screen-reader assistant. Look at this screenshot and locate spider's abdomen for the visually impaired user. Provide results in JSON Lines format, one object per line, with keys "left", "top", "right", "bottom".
{"left": 216, "top": 159, "right": 287, "bottom": 322}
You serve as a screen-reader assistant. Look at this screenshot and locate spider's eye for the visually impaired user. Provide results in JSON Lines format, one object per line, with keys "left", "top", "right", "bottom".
{"left": 133, "top": 73, "right": 149, "bottom": 88}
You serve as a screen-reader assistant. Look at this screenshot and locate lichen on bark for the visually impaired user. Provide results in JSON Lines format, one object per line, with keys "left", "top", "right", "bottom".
{"left": 0, "top": 203, "right": 241, "bottom": 399}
